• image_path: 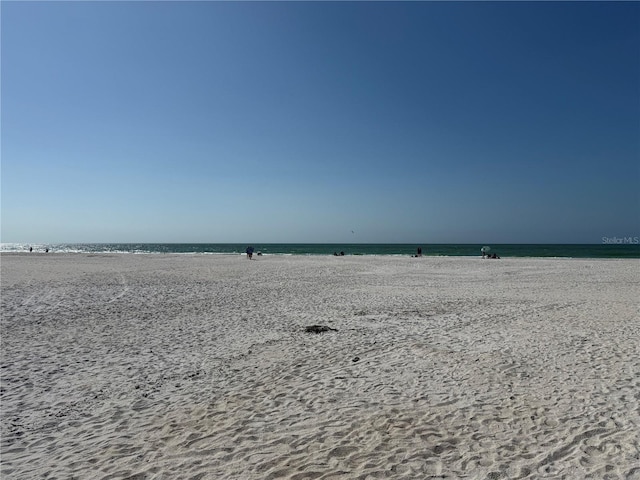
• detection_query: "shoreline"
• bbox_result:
[3,242,640,259]
[2,254,639,479]
[2,251,639,261]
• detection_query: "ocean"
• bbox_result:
[2,243,639,258]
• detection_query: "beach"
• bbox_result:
[1,253,639,479]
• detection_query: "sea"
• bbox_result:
[1,243,639,259]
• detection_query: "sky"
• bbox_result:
[2,1,639,244]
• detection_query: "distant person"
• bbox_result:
[29,246,33,253]
[246,246,254,260]
[45,248,49,253]
[340,251,345,256]
[417,247,422,257]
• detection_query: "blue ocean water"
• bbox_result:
[2,243,639,258]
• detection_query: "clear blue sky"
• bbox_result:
[2,1,639,244]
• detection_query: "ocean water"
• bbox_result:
[2,243,639,258]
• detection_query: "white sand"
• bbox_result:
[1,253,639,479]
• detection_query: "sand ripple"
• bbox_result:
[1,254,639,479]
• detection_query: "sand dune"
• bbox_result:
[1,254,639,479]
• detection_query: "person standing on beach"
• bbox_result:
[246,246,254,260]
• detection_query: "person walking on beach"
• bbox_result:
[246,246,254,260]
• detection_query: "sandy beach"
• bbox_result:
[1,253,638,479]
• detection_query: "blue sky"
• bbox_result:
[2,2,639,244]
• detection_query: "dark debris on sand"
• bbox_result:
[304,325,338,334]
